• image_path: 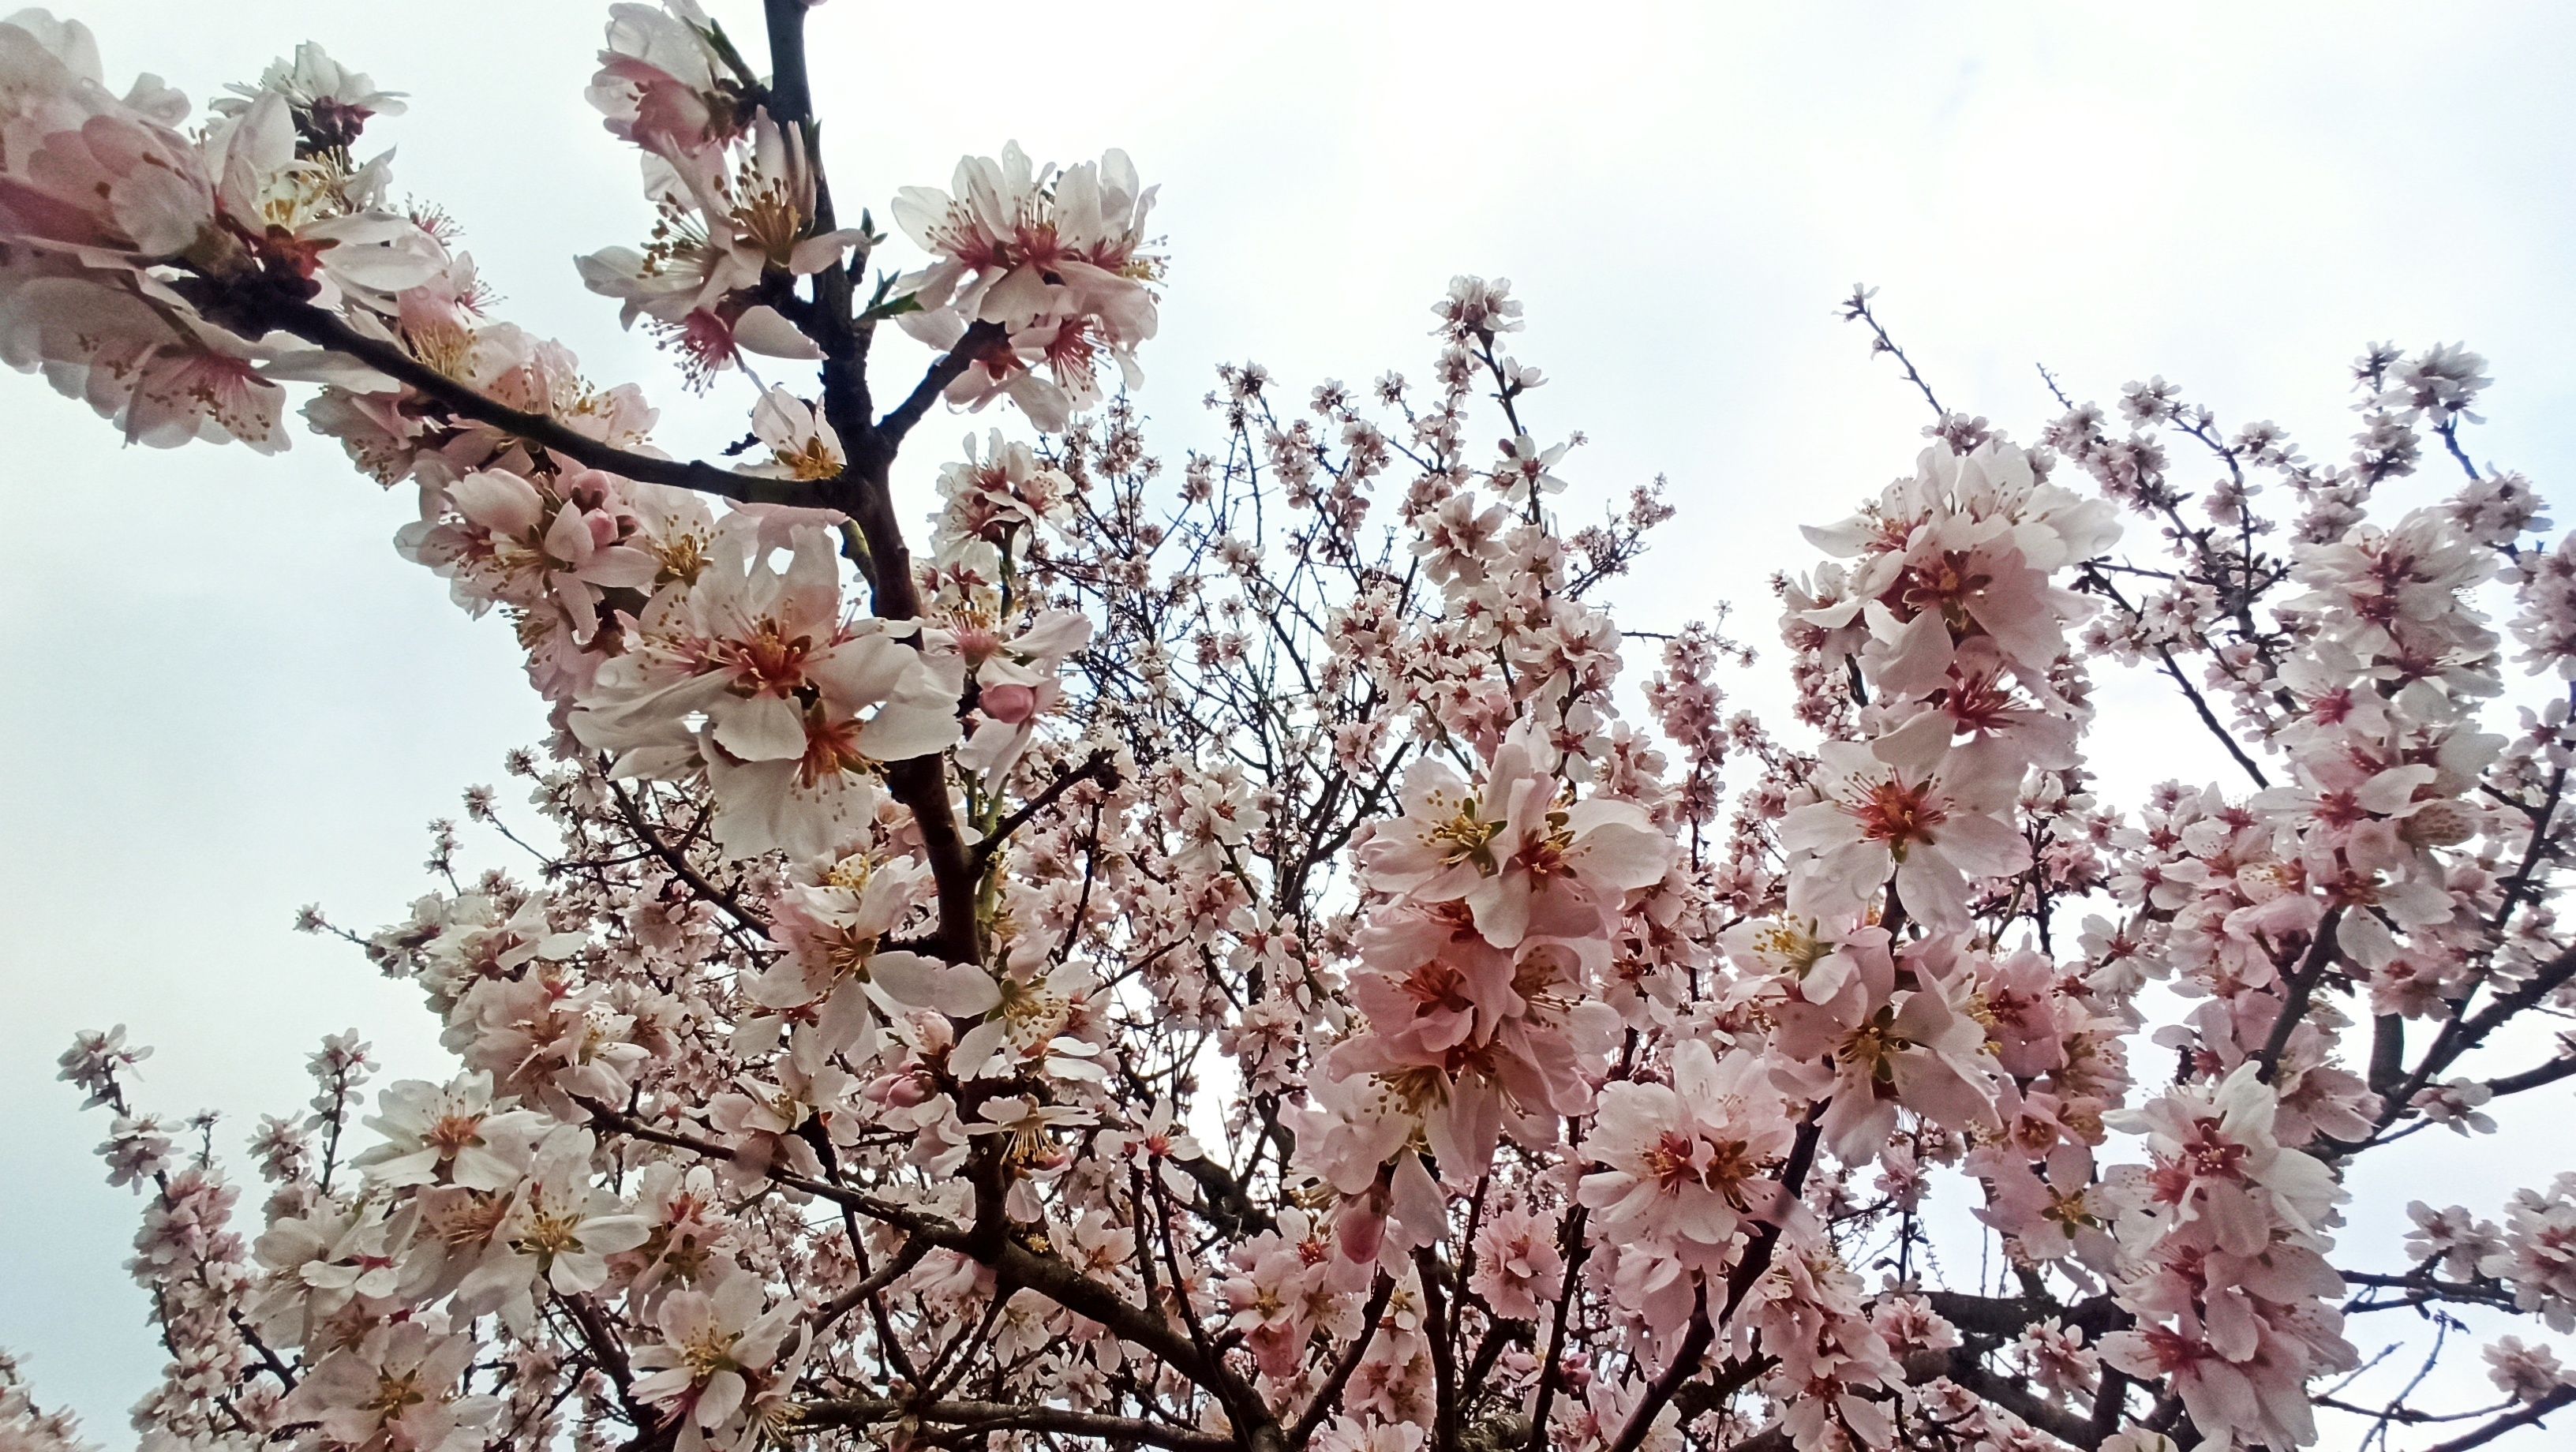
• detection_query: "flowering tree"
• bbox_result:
[6,6,2574,1452]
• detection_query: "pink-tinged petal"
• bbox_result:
[1866,602,1956,698]
[1564,802,1672,889]
[582,544,664,590]
[807,635,913,713]
[950,1019,1009,1080]
[1777,801,1851,855]
[1887,1048,1995,1133]
[979,681,1039,724]
[695,1368,747,1429]
[1928,809,2031,878]
[1869,709,1954,777]
[1468,877,1530,949]
[1963,568,2068,668]
[303,213,446,290]
[1822,1089,1898,1164]
[733,304,824,360]
[1669,1039,1722,1103]
[1015,608,1095,658]
[1425,1077,1502,1181]
[543,501,597,567]
[867,950,1002,1016]
[213,91,295,232]
[2357,764,2437,815]
[1391,1152,1447,1244]
[711,694,807,762]
[1333,1195,1387,1265]
[858,698,965,763]
[787,229,867,276]
[1893,849,1971,929]
[452,470,546,535]
[2199,1181,2271,1257]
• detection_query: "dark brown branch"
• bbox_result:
[1839,286,1945,422]
[877,320,1010,447]
[2486,1052,2576,1098]
[758,0,814,123]
[2422,1386,2576,1452]
[1416,1248,1461,1452]
[253,298,818,507]
[1290,1273,1395,1448]
[974,750,1121,871]
[2256,910,2343,1083]
[1919,1291,2128,1342]
[578,1096,1279,1436]
[1520,1205,1591,1452]
[1604,1114,1824,1452]
[2489,765,2566,933]
[2153,642,2268,788]
[2358,942,2576,1149]
[604,777,766,934]
[815,1234,931,1333]
[794,1398,1236,1452]
[1941,1358,2103,1448]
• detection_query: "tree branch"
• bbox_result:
[973,750,1121,871]
[2422,1386,2576,1452]
[253,298,818,507]
[793,1398,1237,1452]
[1604,1113,1824,1452]
[878,320,1009,447]
[2256,909,2343,1083]
[1290,1273,1395,1448]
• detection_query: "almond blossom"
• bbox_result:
[9,15,2576,1452]
[1779,709,2031,930]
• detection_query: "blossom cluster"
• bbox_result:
[9,9,2576,1452]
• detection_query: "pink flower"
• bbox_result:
[1779,710,2031,930]
[451,1129,650,1331]
[1469,1200,1563,1320]
[2099,1320,2316,1452]
[892,143,1160,426]
[569,519,963,858]
[0,272,305,451]
[951,608,1093,785]
[1577,1041,1795,1257]
[1769,939,2000,1163]
[0,15,207,260]
[1361,734,1668,949]
[351,1072,545,1191]
[2483,1335,2570,1404]
[284,1322,489,1452]
[631,1270,802,1452]
[588,1,745,191]
[2114,1063,2339,1257]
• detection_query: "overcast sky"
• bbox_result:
[5,0,2572,1442]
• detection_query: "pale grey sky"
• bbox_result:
[4,0,2572,1441]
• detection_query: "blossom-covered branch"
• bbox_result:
[8,7,2576,1452]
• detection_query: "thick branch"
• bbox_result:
[795,1398,1234,1452]
[1919,1291,2127,1342]
[255,298,817,507]
[2256,910,2343,1083]
[1941,1358,2103,1448]
[1604,1114,1824,1452]
[877,320,1009,448]
[2423,1387,2576,1452]
[974,750,1121,870]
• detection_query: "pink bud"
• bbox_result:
[981,683,1039,724]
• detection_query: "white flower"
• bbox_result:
[1780,711,2030,930]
